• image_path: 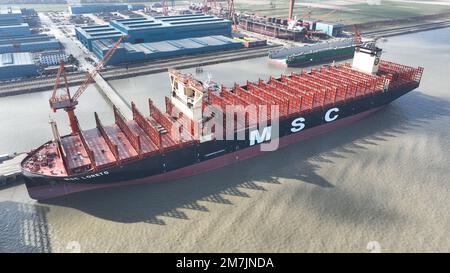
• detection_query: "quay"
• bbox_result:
[0,45,278,98]
[0,154,26,186]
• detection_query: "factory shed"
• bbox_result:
[0,23,31,37]
[92,35,243,65]
[128,4,145,11]
[0,7,61,53]
[0,34,60,53]
[69,4,130,14]
[0,6,23,25]
[315,22,345,37]
[0,52,38,80]
[75,24,124,50]
[75,14,232,51]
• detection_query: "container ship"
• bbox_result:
[269,38,356,67]
[21,44,423,200]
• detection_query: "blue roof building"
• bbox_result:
[75,14,232,50]
[0,6,23,26]
[315,22,345,37]
[0,7,61,53]
[0,34,60,54]
[69,4,130,14]
[0,52,38,80]
[92,35,243,65]
[0,23,31,37]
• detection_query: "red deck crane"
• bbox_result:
[162,0,169,16]
[288,0,295,21]
[49,35,125,134]
[228,0,237,31]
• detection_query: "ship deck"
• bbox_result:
[105,124,139,161]
[21,142,67,177]
[60,135,91,172]
[84,128,116,168]
[127,120,159,155]
[21,60,423,177]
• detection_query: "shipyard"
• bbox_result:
[0,0,450,255]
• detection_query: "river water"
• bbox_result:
[1,28,449,252]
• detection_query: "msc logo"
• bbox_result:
[324,108,339,122]
[249,126,272,146]
[249,108,340,147]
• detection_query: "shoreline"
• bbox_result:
[0,19,448,98]
[0,45,278,97]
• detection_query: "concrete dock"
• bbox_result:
[0,154,26,186]
[0,45,277,98]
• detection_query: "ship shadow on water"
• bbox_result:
[0,201,52,253]
[42,91,450,225]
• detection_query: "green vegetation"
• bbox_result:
[2,0,450,25]
[237,0,450,25]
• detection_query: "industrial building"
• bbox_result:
[38,50,68,66]
[93,35,243,65]
[238,16,306,41]
[0,52,38,80]
[315,22,345,37]
[75,14,233,50]
[75,14,240,65]
[0,7,60,54]
[69,4,145,15]
[0,23,31,36]
[0,6,22,25]
[0,34,60,54]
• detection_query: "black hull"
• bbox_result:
[286,53,355,68]
[23,83,419,200]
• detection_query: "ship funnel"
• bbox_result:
[352,43,382,75]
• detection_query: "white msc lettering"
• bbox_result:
[290,117,306,132]
[249,126,272,146]
[325,108,339,122]
[63,171,109,182]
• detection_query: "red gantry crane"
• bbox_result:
[49,35,125,134]
[162,0,169,16]
[288,0,295,21]
[228,0,237,31]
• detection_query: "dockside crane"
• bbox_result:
[228,0,237,31]
[162,0,169,16]
[288,0,295,21]
[49,35,125,134]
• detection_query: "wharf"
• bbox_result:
[0,45,278,98]
[0,154,26,186]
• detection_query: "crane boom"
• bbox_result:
[49,35,125,134]
[71,35,125,101]
[288,0,295,21]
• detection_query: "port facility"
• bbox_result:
[75,14,242,65]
